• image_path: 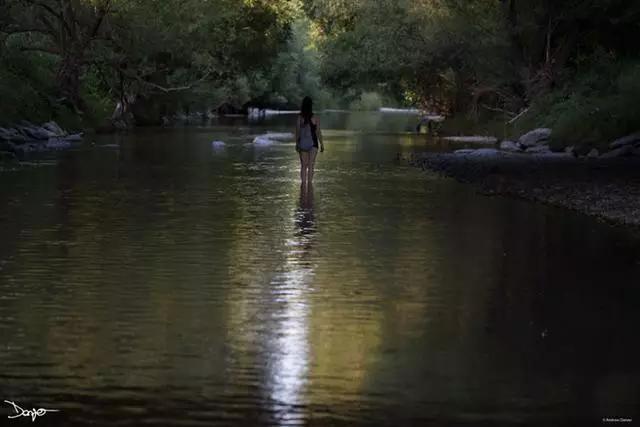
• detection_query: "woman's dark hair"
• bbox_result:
[300,96,313,124]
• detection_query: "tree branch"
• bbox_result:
[19,0,75,40]
[507,107,529,124]
[1,26,51,36]
[82,0,111,48]
[60,0,77,40]
[22,0,63,21]
[480,103,517,117]
[125,69,213,93]
[37,14,60,42]
[19,45,61,55]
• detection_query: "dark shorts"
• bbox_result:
[298,146,317,153]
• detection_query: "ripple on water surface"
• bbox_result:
[1,116,639,425]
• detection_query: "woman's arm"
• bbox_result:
[315,117,324,152]
[294,116,300,150]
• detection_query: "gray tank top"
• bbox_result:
[299,120,315,151]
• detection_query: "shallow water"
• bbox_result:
[1,112,639,426]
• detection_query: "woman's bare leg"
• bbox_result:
[308,148,318,183]
[299,151,309,186]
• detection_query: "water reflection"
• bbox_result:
[1,116,640,425]
[268,185,316,424]
[294,184,316,262]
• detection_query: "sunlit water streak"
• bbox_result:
[267,186,315,425]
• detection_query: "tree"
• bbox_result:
[1,0,299,120]
[2,0,113,111]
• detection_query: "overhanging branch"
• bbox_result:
[19,45,61,55]
[126,70,213,94]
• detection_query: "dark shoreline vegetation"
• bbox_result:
[2,0,640,221]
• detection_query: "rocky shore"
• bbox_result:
[409,148,640,228]
[0,121,83,159]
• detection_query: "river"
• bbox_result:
[1,112,639,425]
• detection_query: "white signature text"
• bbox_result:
[4,400,59,422]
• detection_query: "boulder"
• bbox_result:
[499,140,521,152]
[574,145,594,157]
[4,133,29,143]
[0,127,18,139]
[41,121,66,137]
[64,133,83,142]
[14,126,32,138]
[443,136,498,144]
[46,139,72,150]
[600,145,633,159]
[113,119,129,131]
[531,151,573,159]
[17,125,56,140]
[454,148,501,158]
[518,128,552,148]
[525,144,551,154]
[587,148,600,158]
[12,142,41,153]
[263,132,294,141]
[252,132,294,145]
[253,136,274,145]
[248,107,265,118]
[565,146,579,158]
[610,132,640,149]
[0,122,78,151]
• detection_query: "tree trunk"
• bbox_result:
[57,53,84,112]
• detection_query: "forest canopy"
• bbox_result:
[2,0,640,147]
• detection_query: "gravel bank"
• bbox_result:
[410,150,640,228]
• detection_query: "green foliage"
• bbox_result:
[80,69,116,127]
[3,0,640,144]
[0,51,52,125]
[251,18,337,109]
[507,54,640,150]
[0,47,83,128]
[305,0,640,149]
[545,61,640,149]
[307,0,510,112]
[349,92,383,111]
[1,0,307,125]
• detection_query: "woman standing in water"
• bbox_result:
[295,96,324,187]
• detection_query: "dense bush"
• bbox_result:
[0,49,56,126]
[514,58,640,150]
[349,92,384,111]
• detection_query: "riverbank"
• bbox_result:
[0,121,83,161]
[409,150,640,228]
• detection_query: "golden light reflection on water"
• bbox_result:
[268,185,315,422]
